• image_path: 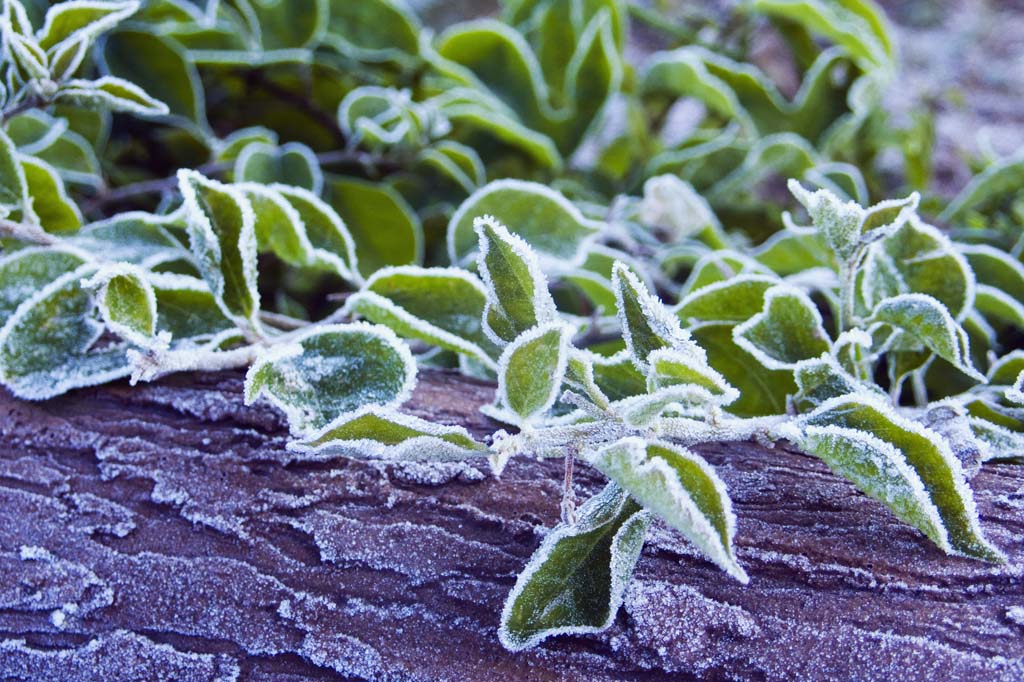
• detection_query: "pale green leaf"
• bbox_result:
[0,245,89,324]
[798,394,1003,561]
[586,437,747,582]
[234,141,322,193]
[20,154,82,233]
[81,263,158,346]
[56,76,169,116]
[245,322,416,434]
[497,321,571,423]
[733,284,831,370]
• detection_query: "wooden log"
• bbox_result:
[0,369,1021,681]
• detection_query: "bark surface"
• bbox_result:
[0,369,1021,681]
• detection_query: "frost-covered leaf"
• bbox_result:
[788,180,918,263]
[646,347,739,407]
[20,155,81,233]
[0,264,129,400]
[81,263,158,347]
[245,323,416,434]
[448,179,602,268]
[102,28,204,123]
[939,152,1024,226]
[862,217,975,319]
[499,483,649,652]
[475,215,557,344]
[690,323,796,418]
[325,176,423,278]
[1008,372,1024,407]
[734,284,831,370]
[234,141,322,193]
[496,321,570,423]
[0,127,30,212]
[177,169,261,334]
[675,275,777,325]
[323,0,420,64]
[870,294,983,383]
[56,76,169,116]
[752,0,894,69]
[265,184,361,283]
[148,272,236,343]
[566,348,646,406]
[36,0,139,51]
[68,212,187,267]
[586,437,747,582]
[797,394,1003,561]
[791,354,878,412]
[346,266,499,371]
[0,246,89,324]
[289,405,486,461]
[613,262,700,372]
[638,174,719,242]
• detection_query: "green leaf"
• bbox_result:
[870,294,984,383]
[645,347,739,406]
[939,152,1024,225]
[0,264,129,400]
[177,169,261,333]
[0,245,89,324]
[792,353,879,412]
[270,184,361,284]
[474,215,557,344]
[234,141,322,193]
[752,0,894,69]
[20,155,82,233]
[325,176,423,278]
[789,180,918,263]
[81,263,158,347]
[586,437,747,582]
[797,394,1003,562]
[448,179,602,268]
[290,405,487,461]
[496,321,571,423]
[0,127,30,211]
[612,262,701,372]
[862,218,974,320]
[245,322,417,434]
[499,482,649,652]
[56,76,169,116]
[566,349,646,406]
[323,0,420,64]
[102,28,205,123]
[244,0,327,50]
[690,323,796,417]
[36,0,139,51]
[733,284,831,370]
[676,275,777,325]
[69,211,187,267]
[148,272,236,343]
[346,266,499,371]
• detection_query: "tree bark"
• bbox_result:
[0,369,1021,681]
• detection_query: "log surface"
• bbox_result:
[0,369,1022,681]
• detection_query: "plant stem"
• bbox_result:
[129,344,259,385]
[0,95,45,124]
[560,450,577,525]
[0,218,59,245]
[838,260,857,334]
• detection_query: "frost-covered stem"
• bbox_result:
[656,415,788,447]
[838,260,857,334]
[0,218,59,245]
[0,95,45,124]
[259,310,310,331]
[129,345,259,385]
[561,449,577,525]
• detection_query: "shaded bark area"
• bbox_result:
[0,369,1021,681]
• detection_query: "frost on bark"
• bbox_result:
[0,369,1021,681]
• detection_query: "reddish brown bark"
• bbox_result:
[0,369,1021,680]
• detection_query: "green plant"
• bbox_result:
[0,0,1021,653]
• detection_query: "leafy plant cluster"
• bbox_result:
[1,0,1022,652]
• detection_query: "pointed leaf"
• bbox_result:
[346,266,499,370]
[586,437,747,582]
[178,169,261,333]
[799,394,1003,561]
[81,263,157,346]
[734,284,831,370]
[475,215,556,344]
[0,246,89,324]
[56,76,169,116]
[675,275,777,325]
[499,483,649,651]
[497,321,571,423]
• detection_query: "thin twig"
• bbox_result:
[560,448,578,525]
[0,95,45,124]
[0,218,59,245]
